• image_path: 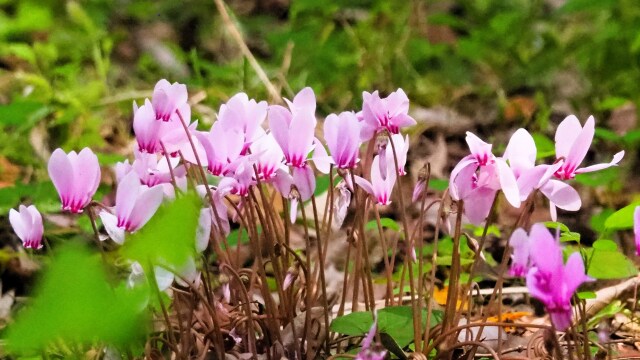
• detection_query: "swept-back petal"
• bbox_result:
[504,128,536,173]
[575,150,625,174]
[564,116,595,172]
[555,115,582,159]
[48,148,74,205]
[495,158,521,208]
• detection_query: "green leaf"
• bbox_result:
[6,242,147,353]
[429,179,449,192]
[604,202,640,230]
[121,193,200,270]
[592,239,617,251]
[577,291,597,300]
[365,217,400,232]
[585,248,638,279]
[560,231,580,243]
[543,221,570,233]
[330,306,444,348]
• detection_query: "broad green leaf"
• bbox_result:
[121,193,200,270]
[6,242,147,353]
[330,306,444,349]
[592,239,617,251]
[585,248,638,279]
[604,202,640,230]
[590,208,614,233]
[365,217,400,232]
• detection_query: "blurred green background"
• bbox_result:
[1,0,639,214]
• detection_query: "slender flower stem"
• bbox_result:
[372,204,393,305]
[298,196,314,360]
[415,163,431,336]
[387,133,420,351]
[423,190,448,351]
[311,195,331,355]
[174,109,231,264]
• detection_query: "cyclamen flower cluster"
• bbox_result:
[509,224,592,330]
[450,116,624,224]
[10,80,414,277]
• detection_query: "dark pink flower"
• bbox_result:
[526,223,592,331]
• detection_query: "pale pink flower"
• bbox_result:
[48,148,101,213]
[268,87,317,168]
[151,79,189,122]
[99,171,164,244]
[323,111,362,169]
[385,133,409,176]
[503,129,580,221]
[133,99,184,154]
[249,133,286,181]
[508,228,530,277]
[9,205,44,249]
[526,223,592,331]
[553,115,624,181]
[196,122,244,176]
[333,181,352,229]
[359,88,416,141]
[116,150,187,198]
[217,157,256,198]
[355,155,396,206]
[449,132,520,224]
[217,92,268,154]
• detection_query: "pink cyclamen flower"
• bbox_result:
[356,313,386,360]
[385,133,409,176]
[323,111,363,169]
[526,223,592,331]
[115,150,187,198]
[250,132,286,181]
[634,206,640,256]
[217,92,268,154]
[48,148,101,213]
[196,121,244,176]
[355,155,397,206]
[449,132,520,224]
[99,171,164,244]
[503,129,580,221]
[9,205,44,249]
[508,228,530,277]
[268,87,317,168]
[133,99,184,154]
[553,115,624,181]
[151,79,188,122]
[359,88,416,141]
